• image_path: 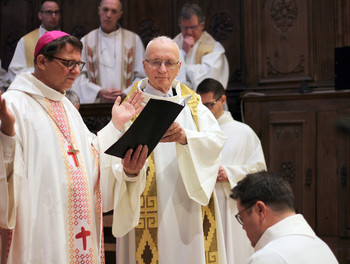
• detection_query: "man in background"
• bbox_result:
[230,171,338,264]
[174,3,229,91]
[197,78,266,263]
[8,0,61,81]
[72,0,146,103]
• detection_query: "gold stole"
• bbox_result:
[127,82,218,264]
[23,28,39,68]
[195,32,215,64]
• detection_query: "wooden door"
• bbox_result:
[262,111,316,228]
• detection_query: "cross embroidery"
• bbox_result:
[75,226,91,251]
[67,143,80,167]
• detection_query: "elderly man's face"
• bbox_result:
[38,1,61,31]
[99,0,123,33]
[143,39,181,94]
[41,44,82,93]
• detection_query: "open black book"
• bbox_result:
[105,95,192,158]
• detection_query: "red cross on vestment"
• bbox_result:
[67,143,80,167]
[75,226,91,251]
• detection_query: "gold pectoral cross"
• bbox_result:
[67,143,80,167]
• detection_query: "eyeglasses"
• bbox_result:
[41,10,60,16]
[145,59,179,70]
[235,202,256,225]
[203,96,222,109]
[47,56,85,71]
[179,24,203,31]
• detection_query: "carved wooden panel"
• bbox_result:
[258,0,311,84]
[195,0,241,87]
[243,91,350,261]
[61,0,100,39]
[123,1,172,46]
[337,110,350,239]
[335,0,350,47]
[317,110,339,236]
[317,109,350,238]
[262,111,316,228]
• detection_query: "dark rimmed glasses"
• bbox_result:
[203,96,222,109]
[145,59,179,70]
[235,202,256,225]
[47,56,85,71]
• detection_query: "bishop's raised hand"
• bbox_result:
[111,91,144,130]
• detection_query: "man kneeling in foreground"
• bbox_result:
[230,171,338,264]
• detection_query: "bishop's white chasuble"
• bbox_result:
[0,72,146,264]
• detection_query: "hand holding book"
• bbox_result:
[105,95,192,158]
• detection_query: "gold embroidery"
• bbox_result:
[135,153,159,264]
[129,81,218,264]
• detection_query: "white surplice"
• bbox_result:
[173,31,229,90]
[249,214,338,264]
[116,78,228,264]
[72,27,146,103]
[216,111,266,264]
[0,72,147,264]
[8,26,47,81]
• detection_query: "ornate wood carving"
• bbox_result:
[252,0,312,85]
[138,19,161,47]
[266,55,305,76]
[279,161,296,183]
[208,12,233,42]
[270,0,298,33]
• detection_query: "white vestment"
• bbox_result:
[173,31,229,91]
[0,72,146,264]
[72,27,146,103]
[116,78,228,264]
[249,214,338,264]
[216,111,266,264]
[8,26,47,81]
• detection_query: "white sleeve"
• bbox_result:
[175,50,193,89]
[185,42,229,90]
[176,103,226,205]
[97,122,147,237]
[0,132,17,228]
[224,128,266,191]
